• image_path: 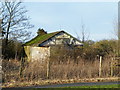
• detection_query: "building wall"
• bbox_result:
[24,46,50,62]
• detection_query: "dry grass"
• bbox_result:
[2,59,20,83]
[49,58,112,79]
[23,60,47,81]
[2,56,120,87]
[2,77,119,88]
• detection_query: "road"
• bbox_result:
[34,81,119,88]
[2,81,119,90]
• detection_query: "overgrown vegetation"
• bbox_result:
[2,38,120,80]
[2,37,120,87]
[2,54,120,83]
[1,0,120,88]
[2,39,23,59]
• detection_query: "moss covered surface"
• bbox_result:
[24,31,60,46]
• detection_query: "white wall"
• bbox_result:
[25,46,50,62]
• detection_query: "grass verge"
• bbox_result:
[63,84,120,88]
[2,77,119,88]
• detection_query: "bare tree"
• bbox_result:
[0,19,2,59]
[118,2,120,41]
[113,18,119,39]
[113,16,120,56]
[81,23,90,43]
[1,0,33,45]
[0,19,2,38]
[75,21,90,43]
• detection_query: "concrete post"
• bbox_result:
[99,56,102,77]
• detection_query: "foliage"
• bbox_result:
[1,0,33,59]
[50,45,74,63]
[82,40,95,59]
[2,39,23,59]
[37,28,47,36]
[74,39,118,60]
[93,40,117,57]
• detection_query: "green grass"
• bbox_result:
[20,84,120,90]
[3,84,119,90]
[64,84,120,88]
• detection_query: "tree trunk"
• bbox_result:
[5,20,11,46]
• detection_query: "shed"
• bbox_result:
[24,31,83,62]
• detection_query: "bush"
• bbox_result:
[2,39,23,59]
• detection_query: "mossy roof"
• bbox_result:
[24,30,81,46]
[24,31,63,46]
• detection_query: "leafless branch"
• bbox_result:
[0,0,34,43]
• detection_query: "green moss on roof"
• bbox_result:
[24,31,61,46]
[24,30,82,46]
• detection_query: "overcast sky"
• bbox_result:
[23,2,118,41]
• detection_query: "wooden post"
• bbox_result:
[47,60,50,79]
[19,57,24,79]
[99,56,102,77]
[19,46,25,79]
[111,57,114,77]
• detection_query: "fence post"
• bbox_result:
[99,56,102,77]
[47,59,50,79]
[19,57,25,79]
[111,57,114,77]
